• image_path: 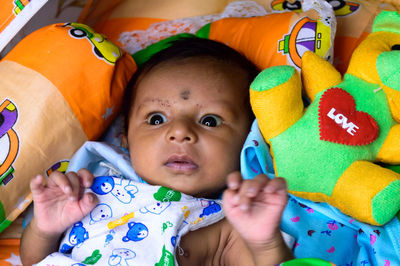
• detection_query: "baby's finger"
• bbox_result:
[240,174,269,198]
[235,174,269,211]
[226,171,242,190]
[48,171,74,195]
[78,192,98,216]
[263,177,287,195]
[222,188,238,210]
[65,172,82,201]
[77,168,95,188]
[30,174,45,197]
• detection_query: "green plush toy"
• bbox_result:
[250,10,400,226]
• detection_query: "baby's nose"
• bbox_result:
[166,119,197,143]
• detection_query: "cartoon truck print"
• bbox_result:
[271,0,359,16]
[278,16,332,68]
[46,160,69,176]
[0,99,19,185]
[62,22,122,64]
[13,0,29,15]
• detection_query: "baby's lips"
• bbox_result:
[165,155,198,169]
[165,160,198,170]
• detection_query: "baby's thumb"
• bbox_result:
[79,192,98,215]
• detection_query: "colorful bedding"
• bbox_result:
[0,1,399,265]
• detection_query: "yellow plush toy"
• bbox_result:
[250,10,400,226]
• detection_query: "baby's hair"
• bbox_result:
[122,36,259,133]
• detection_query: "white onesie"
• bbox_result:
[37,176,224,265]
[36,141,294,265]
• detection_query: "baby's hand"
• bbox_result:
[30,169,98,238]
[223,172,287,250]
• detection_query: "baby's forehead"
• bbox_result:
[130,56,251,112]
[139,63,247,96]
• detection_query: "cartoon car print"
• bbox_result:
[271,0,302,12]
[278,17,332,68]
[271,0,359,16]
[328,0,359,16]
[46,160,69,176]
[62,22,121,64]
[13,0,29,15]
[0,99,19,186]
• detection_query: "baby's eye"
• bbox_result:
[199,115,221,127]
[147,113,167,125]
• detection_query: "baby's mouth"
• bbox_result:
[165,155,199,171]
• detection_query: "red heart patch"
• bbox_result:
[318,87,379,146]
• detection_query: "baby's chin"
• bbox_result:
[189,186,226,199]
[140,174,225,198]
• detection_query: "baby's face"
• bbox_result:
[126,58,251,197]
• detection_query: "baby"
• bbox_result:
[20,37,292,265]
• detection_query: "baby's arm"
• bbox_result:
[20,169,98,265]
[222,172,292,265]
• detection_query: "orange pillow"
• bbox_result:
[0,22,136,232]
[82,0,336,70]
[81,0,400,74]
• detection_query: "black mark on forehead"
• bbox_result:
[180,90,190,100]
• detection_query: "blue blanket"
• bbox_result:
[241,120,400,266]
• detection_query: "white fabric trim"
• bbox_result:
[0,0,49,53]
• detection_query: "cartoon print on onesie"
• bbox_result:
[122,222,149,242]
[140,187,183,215]
[91,176,138,204]
[89,203,113,225]
[111,178,139,204]
[153,187,182,202]
[140,201,171,215]
[60,222,89,253]
[82,249,102,264]
[91,176,115,195]
[104,230,116,247]
[155,245,174,266]
[108,248,136,266]
[199,200,222,218]
[186,200,223,225]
